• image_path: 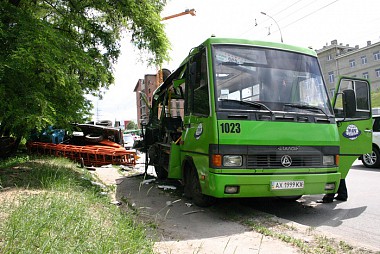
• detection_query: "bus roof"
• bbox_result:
[180,37,317,66]
[211,37,314,53]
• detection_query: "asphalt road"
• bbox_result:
[111,157,380,252]
[238,160,380,251]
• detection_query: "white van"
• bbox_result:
[361,115,380,168]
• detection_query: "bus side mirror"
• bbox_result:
[342,89,356,118]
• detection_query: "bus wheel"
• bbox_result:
[85,134,103,143]
[188,167,215,207]
[154,165,168,180]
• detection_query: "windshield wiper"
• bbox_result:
[219,99,273,114]
[284,103,328,117]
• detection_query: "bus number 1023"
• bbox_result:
[220,123,241,133]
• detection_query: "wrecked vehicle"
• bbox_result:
[27,123,137,167]
[140,37,372,207]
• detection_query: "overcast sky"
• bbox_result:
[90,0,380,124]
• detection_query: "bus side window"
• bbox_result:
[188,50,210,116]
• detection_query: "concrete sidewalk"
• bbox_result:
[92,164,301,254]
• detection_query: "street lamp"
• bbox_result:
[260,12,283,43]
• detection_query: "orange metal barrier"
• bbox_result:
[27,142,136,167]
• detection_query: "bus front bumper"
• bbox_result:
[204,172,341,198]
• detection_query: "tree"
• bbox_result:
[126,121,138,130]
[0,0,170,149]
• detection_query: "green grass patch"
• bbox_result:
[372,91,380,108]
[0,156,154,254]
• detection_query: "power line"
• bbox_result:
[277,0,317,23]
[237,0,306,37]
[237,0,340,40]
[280,0,339,31]
[271,0,305,17]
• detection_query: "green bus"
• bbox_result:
[142,37,372,206]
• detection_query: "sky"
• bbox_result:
[90,0,380,124]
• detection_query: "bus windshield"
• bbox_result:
[212,45,333,116]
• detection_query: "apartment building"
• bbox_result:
[134,69,183,128]
[317,39,380,97]
[133,74,156,128]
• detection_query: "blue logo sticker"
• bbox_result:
[342,124,361,140]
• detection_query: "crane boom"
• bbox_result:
[162,9,196,21]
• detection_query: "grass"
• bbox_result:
[372,91,380,108]
[0,155,154,254]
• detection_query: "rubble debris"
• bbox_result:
[158,185,177,191]
[183,210,204,215]
[166,199,181,206]
[120,165,133,171]
[141,179,156,185]
[90,181,106,189]
[111,200,122,206]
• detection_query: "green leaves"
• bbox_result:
[0,0,169,141]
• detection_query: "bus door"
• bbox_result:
[333,77,372,178]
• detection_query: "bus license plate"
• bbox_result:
[271,180,304,190]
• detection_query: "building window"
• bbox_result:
[361,56,367,64]
[363,72,369,79]
[349,59,356,68]
[328,71,334,83]
[376,69,380,78]
[330,88,335,98]
[374,51,380,61]
[327,54,332,61]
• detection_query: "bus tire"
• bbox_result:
[85,134,103,143]
[188,166,215,207]
[154,164,168,180]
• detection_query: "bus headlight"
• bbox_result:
[325,182,336,190]
[223,155,242,167]
[323,155,335,166]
